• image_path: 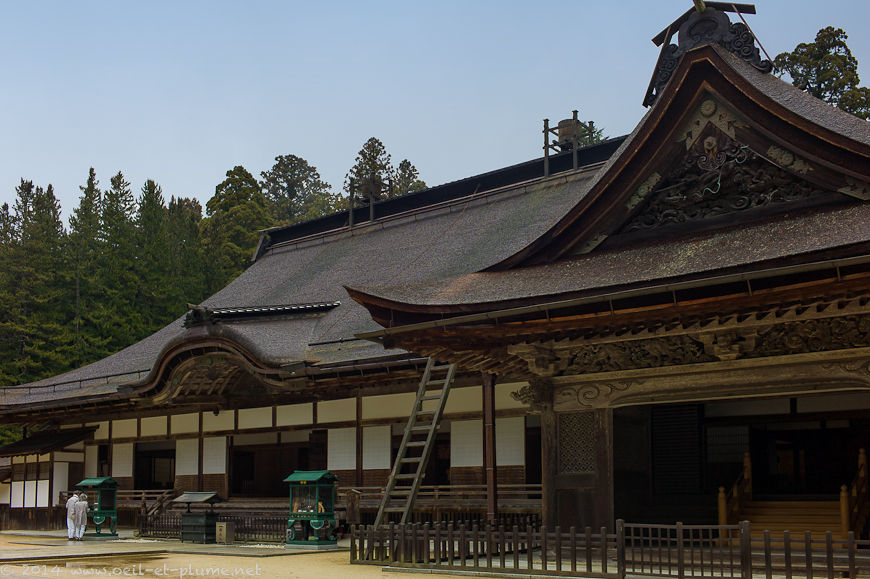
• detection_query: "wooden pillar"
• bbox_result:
[594,408,615,531]
[541,401,557,529]
[482,373,498,525]
[356,391,363,486]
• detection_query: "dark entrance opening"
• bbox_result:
[134,441,175,489]
[230,444,308,497]
[750,421,856,497]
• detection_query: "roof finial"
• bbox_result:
[693,0,707,12]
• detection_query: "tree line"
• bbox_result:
[0,138,424,394]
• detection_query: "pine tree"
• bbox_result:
[166,196,208,312]
[67,168,110,365]
[1,181,68,383]
[135,179,172,333]
[200,166,272,292]
[344,138,394,204]
[775,27,870,119]
[394,159,427,196]
[260,155,341,225]
[95,171,142,351]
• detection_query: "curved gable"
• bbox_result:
[491,43,870,270]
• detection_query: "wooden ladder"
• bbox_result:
[373,359,456,528]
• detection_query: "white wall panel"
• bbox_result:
[363,426,391,470]
[171,413,200,434]
[23,481,36,507]
[53,452,84,462]
[318,398,356,423]
[176,439,199,476]
[0,482,9,504]
[11,481,24,508]
[203,437,226,475]
[36,480,49,507]
[140,416,168,437]
[112,443,134,478]
[84,446,98,478]
[444,387,482,414]
[362,393,416,420]
[112,419,137,439]
[238,407,272,430]
[327,428,356,470]
[203,411,234,432]
[451,420,483,467]
[276,403,313,426]
[53,462,69,506]
[496,417,525,465]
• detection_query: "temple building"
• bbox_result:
[2,3,870,536]
[348,5,870,533]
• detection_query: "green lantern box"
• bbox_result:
[75,477,119,536]
[284,470,338,546]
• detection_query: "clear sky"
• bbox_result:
[1,0,868,221]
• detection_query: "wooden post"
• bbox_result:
[543,119,550,177]
[482,373,498,526]
[595,408,615,530]
[743,451,752,497]
[616,519,626,579]
[848,531,856,579]
[718,486,728,525]
[355,392,363,486]
[677,522,685,579]
[739,520,752,579]
[541,402,557,529]
[841,485,850,538]
[718,486,728,546]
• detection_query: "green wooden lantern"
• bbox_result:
[75,477,119,536]
[284,470,338,545]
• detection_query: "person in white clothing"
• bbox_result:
[72,493,89,540]
[65,492,79,540]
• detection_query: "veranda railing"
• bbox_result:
[351,520,870,578]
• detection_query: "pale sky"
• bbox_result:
[1,0,868,221]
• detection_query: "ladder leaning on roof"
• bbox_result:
[373,358,457,528]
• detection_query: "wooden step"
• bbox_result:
[738,499,844,538]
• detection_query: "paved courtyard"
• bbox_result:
[0,531,489,579]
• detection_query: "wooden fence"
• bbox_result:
[350,520,870,578]
[138,512,286,543]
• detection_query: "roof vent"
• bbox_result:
[643,2,772,107]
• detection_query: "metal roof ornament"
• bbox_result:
[643,2,772,107]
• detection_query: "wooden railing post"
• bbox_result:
[841,485,850,537]
[743,451,752,497]
[616,519,626,579]
[676,522,685,579]
[718,486,728,526]
[739,520,752,579]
